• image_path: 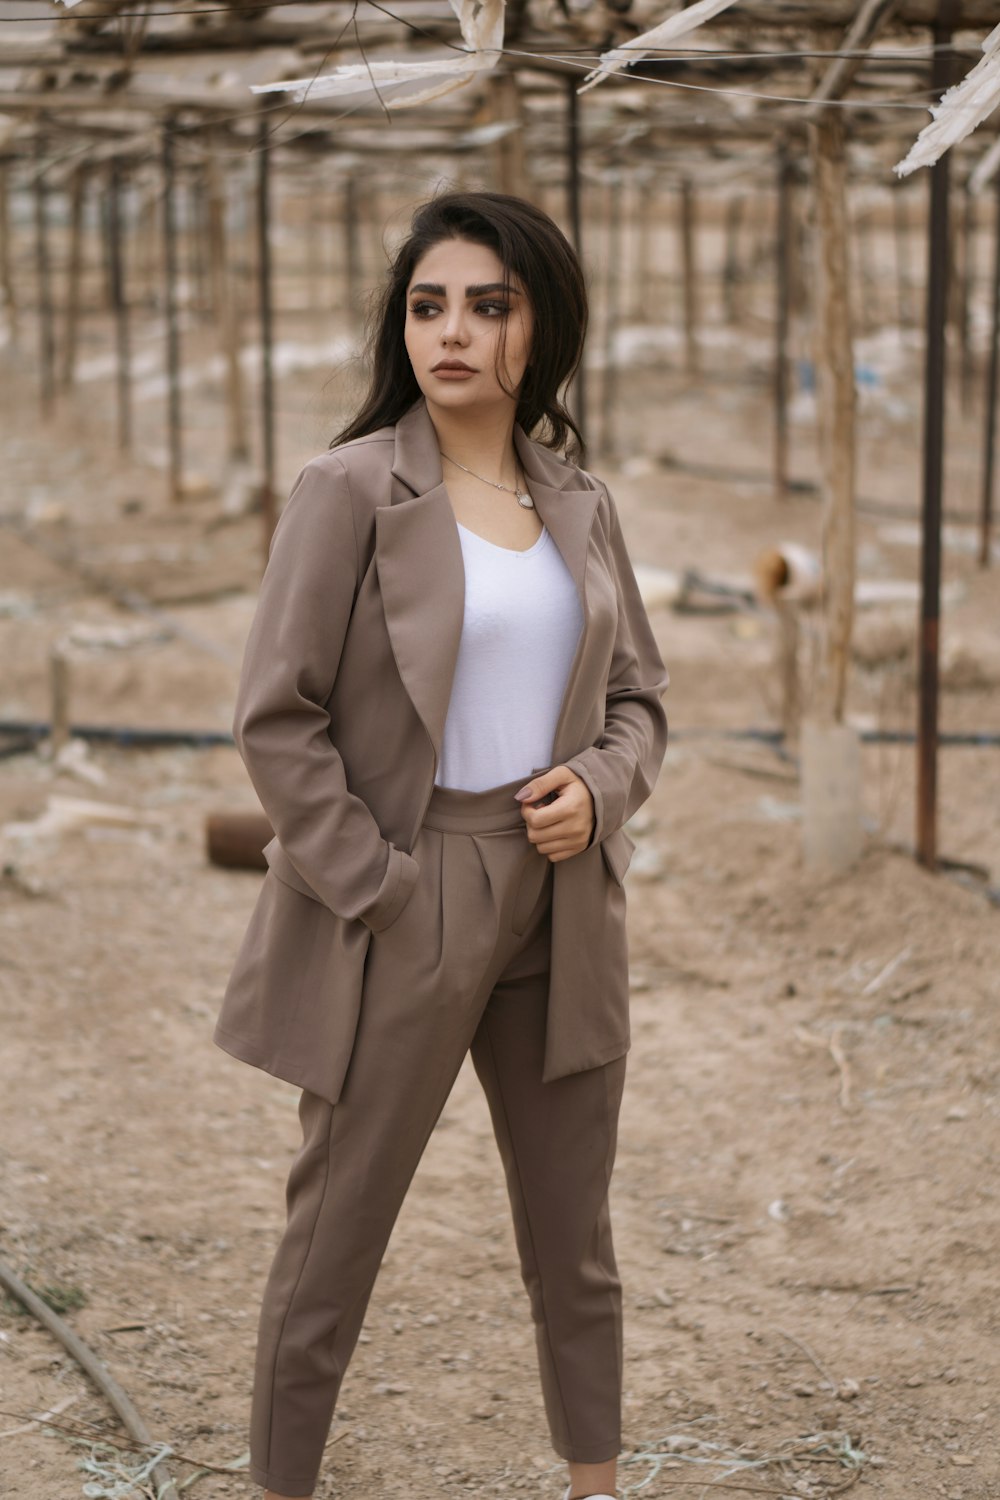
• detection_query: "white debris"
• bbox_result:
[2,796,168,843]
[580,0,743,94]
[894,22,1000,178]
[53,739,108,788]
[251,0,503,110]
[633,565,682,610]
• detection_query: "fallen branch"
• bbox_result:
[0,1261,180,1500]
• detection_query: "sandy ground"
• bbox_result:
[1,302,999,1500]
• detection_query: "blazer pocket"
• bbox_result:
[600,825,636,886]
[263,836,324,902]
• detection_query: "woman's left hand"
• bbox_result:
[515,766,596,862]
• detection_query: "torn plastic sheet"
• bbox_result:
[579,0,743,94]
[251,0,503,110]
[894,21,1000,177]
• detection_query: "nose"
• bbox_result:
[439,303,470,344]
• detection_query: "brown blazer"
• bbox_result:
[214,394,669,1104]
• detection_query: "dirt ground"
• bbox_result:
[1,301,998,1500]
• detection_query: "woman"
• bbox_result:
[215,189,669,1500]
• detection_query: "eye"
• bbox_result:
[408,300,439,317]
[476,300,509,316]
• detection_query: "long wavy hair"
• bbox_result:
[330,189,588,464]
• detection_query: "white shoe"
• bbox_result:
[562,1489,617,1500]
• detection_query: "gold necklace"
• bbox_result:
[440,451,535,509]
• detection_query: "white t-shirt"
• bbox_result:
[433,522,584,792]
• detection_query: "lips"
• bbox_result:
[432,361,475,372]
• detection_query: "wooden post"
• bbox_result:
[958,182,975,413]
[810,113,856,727]
[565,72,586,451]
[634,171,652,323]
[107,158,132,453]
[679,177,699,376]
[33,128,56,421]
[980,170,1000,569]
[206,132,249,464]
[61,166,85,391]
[916,0,958,872]
[598,170,623,461]
[893,179,912,326]
[854,201,879,332]
[0,165,18,348]
[774,145,793,503]
[162,117,183,503]
[803,112,861,871]
[305,176,320,315]
[49,644,71,759]
[343,172,361,330]
[137,179,158,311]
[189,163,210,319]
[723,193,744,324]
[257,103,277,554]
[489,70,526,198]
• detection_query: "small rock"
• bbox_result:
[793,1384,815,1398]
[906,1375,924,1388]
[950,1456,974,1467]
[837,1378,861,1401]
[374,1382,410,1395]
[945,1106,969,1122]
[768,1198,790,1222]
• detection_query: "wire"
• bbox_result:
[0,0,952,161]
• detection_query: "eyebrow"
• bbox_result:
[408,282,522,298]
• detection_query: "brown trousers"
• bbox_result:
[249,776,627,1496]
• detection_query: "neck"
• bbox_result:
[424,397,521,485]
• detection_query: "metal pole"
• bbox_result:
[107,158,132,453]
[565,72,586,451]
[33,128,55,420]
[774,144,793,502]
[162,118,183,502]
[680,177,699,375]
[257,102,277,554]
[916,0,957,872]
[980,170,1000,569]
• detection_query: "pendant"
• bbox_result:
[516,490,535,509]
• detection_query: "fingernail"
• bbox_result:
[515,785,533,801]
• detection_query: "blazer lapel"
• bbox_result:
[512,420,603,765]
[377,402,465,762]
[512,421,601,609]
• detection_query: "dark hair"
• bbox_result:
[330,189,588,463]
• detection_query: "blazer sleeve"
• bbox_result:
[562,483,669,846]
[232,453,419,932]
